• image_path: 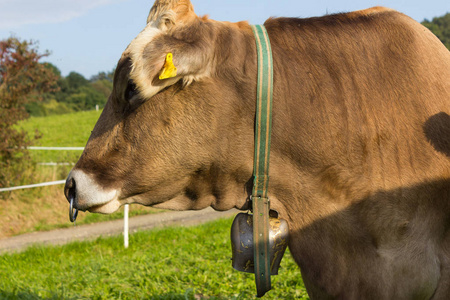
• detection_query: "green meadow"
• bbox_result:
[0,218,309,299]
[19,110,102,164]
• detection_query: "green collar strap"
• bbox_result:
[250,24,274,298]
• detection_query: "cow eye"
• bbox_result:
[124,80,138,101]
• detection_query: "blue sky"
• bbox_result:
[0,0,448,79]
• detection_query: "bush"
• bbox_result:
[0,36,58,190]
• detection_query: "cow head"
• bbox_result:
[64,0,257,214]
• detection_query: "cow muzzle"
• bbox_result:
[64,169,121,221]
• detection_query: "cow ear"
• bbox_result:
[128,34,213,99]
[146,0,196,31]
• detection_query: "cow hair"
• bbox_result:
[147,0,195,29]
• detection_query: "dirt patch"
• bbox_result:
[0,188,65,238]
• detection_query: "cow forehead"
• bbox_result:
[127,24,162,73]
[126,24,162,58]
[125,0,194,67]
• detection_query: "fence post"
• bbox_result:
[124,204,129,248]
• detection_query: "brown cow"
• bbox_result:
[65,0,450,298]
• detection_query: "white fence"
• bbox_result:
[0,180,66,193]
[1,146,130,248]
[1,146,82,192]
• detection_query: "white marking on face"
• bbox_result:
[126,23,173,99]
[68,169,120,212]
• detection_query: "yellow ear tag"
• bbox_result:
[159,52,177,80]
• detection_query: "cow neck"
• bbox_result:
[250,24,274,298]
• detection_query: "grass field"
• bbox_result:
[0,218,309,299]
[19,110,103,163]
[20,110,102,146]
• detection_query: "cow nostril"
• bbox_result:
[65,177,78,222]
[64,177,76,202]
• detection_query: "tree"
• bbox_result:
[65,85,105,111]
[90,69,114,83]
[0,36,58,188]
[422,13,450,50]
[24,68,115,116]
[65,71,88,91]
[91,79,113,99]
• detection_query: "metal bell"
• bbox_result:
[231,212,289,275]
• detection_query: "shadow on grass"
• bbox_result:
[150,289,245,300]
[0,291,63,300]
[0,289,246,300]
